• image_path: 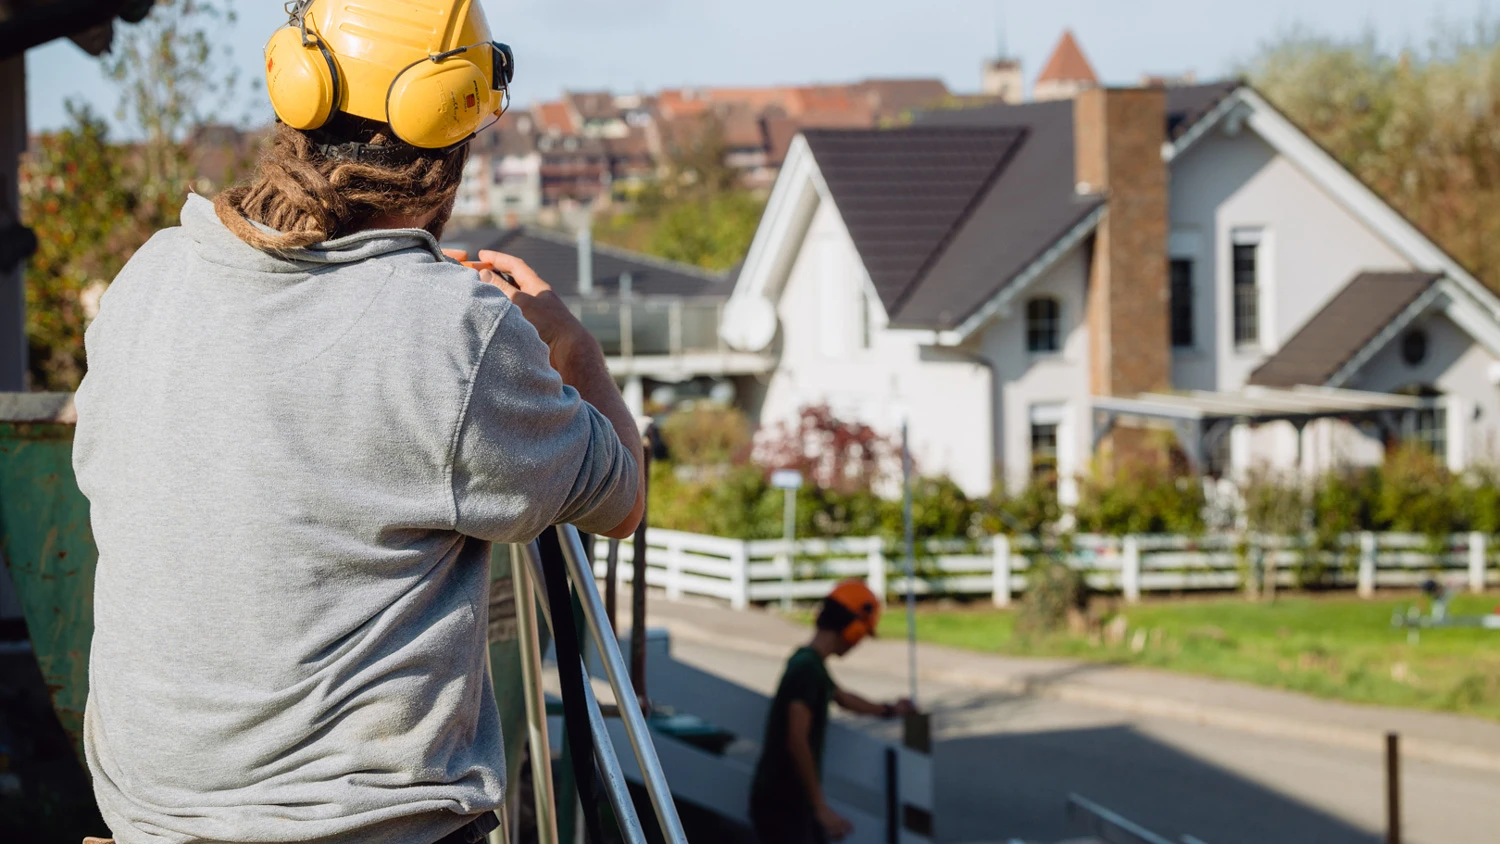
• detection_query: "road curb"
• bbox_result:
[659,616,1500,775]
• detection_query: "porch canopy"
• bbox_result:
[1091,385,1427,474]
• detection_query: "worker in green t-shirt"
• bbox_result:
[750,579,916,843]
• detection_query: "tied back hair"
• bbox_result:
[214,120,469,253]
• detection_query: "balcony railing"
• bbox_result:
[567,297,727,359]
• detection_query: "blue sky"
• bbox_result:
[23,0,1495,134]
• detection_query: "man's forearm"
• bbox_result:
[556,335,646,535]
[834,688,887,716]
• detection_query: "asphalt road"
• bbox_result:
[668,637,1500,844]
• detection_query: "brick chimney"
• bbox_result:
[1076,87,1170,467]
[1077,86,1169,398]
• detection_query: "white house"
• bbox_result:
[719,80,1500,499]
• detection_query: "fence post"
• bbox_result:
[1470,532,1487,595]
[731,541,750,610]
[1122,536,1141,604]
[665,537,683,601]
[868,539,888,601]
[992,535,1012,608]
[1359,532,1377,599]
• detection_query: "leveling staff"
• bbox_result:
[72,2,643,843]
[752,580,917,843]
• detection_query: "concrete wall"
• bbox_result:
[976,244,1093,495]
[1168,127,1411,393]
[756,200,994,496]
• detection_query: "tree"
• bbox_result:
[1244,17,1500,291]
[21,106,152,390]
[595,115,765,272]
[21,0,244,390]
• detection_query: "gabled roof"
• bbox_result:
[888,84,1237,331]
[801,127,1028,316]
[1249,272,1441,388]
[1037,30,1098,84]
[439,227,728,299]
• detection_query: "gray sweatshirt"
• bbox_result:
[72,194,637,844]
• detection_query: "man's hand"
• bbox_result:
[816,803,854,841]
[891,698,917,717]
[476,251,594,377]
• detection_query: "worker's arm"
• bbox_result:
[479,252,645,539]
[834,687,915,718]
[787,701,853,840]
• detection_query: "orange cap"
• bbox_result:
[826,579,881,644]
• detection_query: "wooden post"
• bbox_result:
[1386,732,1401,844]
[1359,532,1377,599]
[665,537,683,601]
[630,439,650,701]
[868,539,888,601]
[1,56,27,391]
[1122,536,1141,604]
[604,537,620,633]
[1469,532,1487,594]
[730,542,750,611]
[992,535,1012,608]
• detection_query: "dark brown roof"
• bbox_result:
[1249,271,1441,387]
[439,227,728,299]
[817,81,1243,330]
[802,127,1028,316]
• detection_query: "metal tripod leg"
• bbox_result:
[513,544,560,844]
[551,525,688,844]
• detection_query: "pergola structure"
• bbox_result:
[1091,385,1428,475]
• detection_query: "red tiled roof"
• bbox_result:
[533,101,577,135]
[1037,30,1098,84]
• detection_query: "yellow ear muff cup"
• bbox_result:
[386,57,491,149]
[264,26,338,131]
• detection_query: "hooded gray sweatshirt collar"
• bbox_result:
[179,192,450,273]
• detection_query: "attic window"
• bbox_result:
[1026,297,1061,354]
[1401,329,1429,367]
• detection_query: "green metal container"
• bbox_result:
[0,392,532,787]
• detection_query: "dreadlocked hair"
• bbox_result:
[214,119,469,253]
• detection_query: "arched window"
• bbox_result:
[1026,297,1061,353]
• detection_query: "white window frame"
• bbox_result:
[1024,296,1063,357]
[1229,227,1273,353]
[1169,230,1201,354]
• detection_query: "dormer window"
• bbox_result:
[1026,297,1061,354]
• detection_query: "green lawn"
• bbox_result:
[854,594,1500,720]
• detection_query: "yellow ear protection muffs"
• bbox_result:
[817,579,882,645]
[264,0,513,155]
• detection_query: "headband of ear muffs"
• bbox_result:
[263,0,512,151]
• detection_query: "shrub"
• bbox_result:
[1017,560,1088,636]
[658,403,752,467]
[753,404,899,494]
[1074,466,1206,535]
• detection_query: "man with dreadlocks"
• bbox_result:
[70,3,643,843]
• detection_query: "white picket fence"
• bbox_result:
[591,529,1500,608]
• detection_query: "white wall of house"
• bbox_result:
[974,245,1092,495]
[1349,311,1500,469]
[756,201,994,496]
[1168,128,1411,392]
[495,152,543,222]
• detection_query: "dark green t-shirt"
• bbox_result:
[751,647,835,810]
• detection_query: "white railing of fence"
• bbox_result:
[590,529,1498,607]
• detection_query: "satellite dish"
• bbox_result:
[722,296,778,352]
